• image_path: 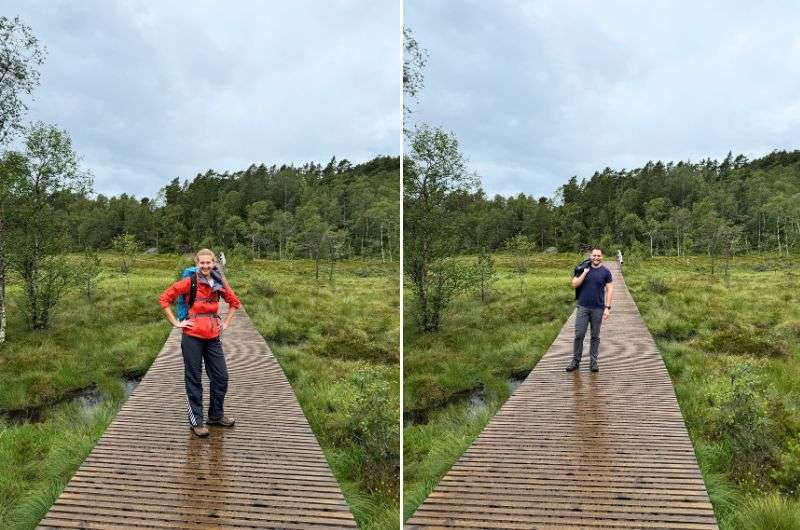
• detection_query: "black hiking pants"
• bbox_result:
[181,334,229,426]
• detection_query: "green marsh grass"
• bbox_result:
[403,252,577,520]
[232,259,400,530]
[625,254,800,529]
[0,253,399,530]
[404,252,800,528]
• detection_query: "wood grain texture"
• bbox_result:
[38,303,356,529]
[407,262,717,529]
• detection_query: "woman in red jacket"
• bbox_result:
[159,248,242,437]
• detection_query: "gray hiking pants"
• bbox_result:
[573,305,604,364]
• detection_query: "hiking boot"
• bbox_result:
[590,361,599,373]
[191,424,209,437]
[207,415,235,427]
[565,359,580,372]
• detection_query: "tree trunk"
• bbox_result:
[361,217,368,256]
[0,215,5,344]
[709,246,716,276]
[386,224,393,261]
[380,223,385,262]
[794,218,800,255]
[757,214,761,250]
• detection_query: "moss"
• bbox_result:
[702,326,787,358]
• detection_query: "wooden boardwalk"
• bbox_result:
[39,303,356,529]
[407,262,718,529]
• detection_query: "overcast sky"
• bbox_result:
[405,0,800,199]
[7,1,400,199]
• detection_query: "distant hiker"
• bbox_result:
[617,249,623,272]
[159,248,241,437]
[566,248,614,373]
[219,251,227,272]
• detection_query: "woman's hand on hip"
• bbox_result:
[176,319,194,329]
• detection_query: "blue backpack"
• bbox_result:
[176,266,198,321]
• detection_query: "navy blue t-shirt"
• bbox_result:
[575,265,612,308]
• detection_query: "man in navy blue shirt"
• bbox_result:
[566,248,614,373]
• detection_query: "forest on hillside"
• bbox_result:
[3,152,399,260]
[441,150,800,257]
[0,14,398,339]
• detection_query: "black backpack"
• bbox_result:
[573,258,591,300]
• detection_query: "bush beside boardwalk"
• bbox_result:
[403,251,800,528]
[625,254,800,528]
[0,253,399,530]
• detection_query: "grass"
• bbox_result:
[624,253,800,528]
[0,253,399,530]
[404,251,800,528]
[403,252,577,520]
[227,258,400,530]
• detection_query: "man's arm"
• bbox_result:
[603,282,614,320]
[571,268,589,288]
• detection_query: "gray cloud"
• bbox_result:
[6,1,400,198]
[406,0,800,198]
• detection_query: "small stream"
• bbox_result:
[2,375,142,425]
[404,371,530,428]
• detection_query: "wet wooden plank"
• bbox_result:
[407,262,718,529]
[38,303,356,529]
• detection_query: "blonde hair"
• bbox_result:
[194,248,217,263]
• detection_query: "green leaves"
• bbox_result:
[0,16,47,145]
[111,233,142,274]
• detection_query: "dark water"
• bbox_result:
[404,371,530,428]
[2,375,142,425]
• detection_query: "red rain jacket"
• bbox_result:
[159,272,241,340]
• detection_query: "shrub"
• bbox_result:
[16,255,75,330]
[268,320,307,344]
[252,281,277,298]
[410,258,475,332]
[75,250,101,301]
[703,326,787,358]
[707,364,776,484]
[654,317,696,341]
[111,233,142,274]
[648,277,670,294]
[324,366,399,493]
[232,243,254,261]
[734,495,800,530]
[316,328,393,363]
[771,439,800,496]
